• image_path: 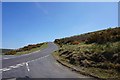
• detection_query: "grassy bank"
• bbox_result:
[53,42,120,79]
[4,42,48,55]
[53,27,120,80]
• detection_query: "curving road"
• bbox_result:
[1,42,94,79]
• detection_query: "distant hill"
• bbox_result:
[0,49,13,54]
[4,43,45,55]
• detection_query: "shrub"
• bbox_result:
[115,64,120,71]
[4,43,44,55]
[85,27,120,44]
[5,50,16,55]
[69,57,76,64]
[72,41,80,45]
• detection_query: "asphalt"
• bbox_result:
[1,42,95,79]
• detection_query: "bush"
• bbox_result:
[5,43,44,55]
[80,59,92,67]
[5,50,16,55]
[115,64,120,71]
[86,27,120,44]
[72,41,80,45]
[55,27,120,45]
[69,57,76,64]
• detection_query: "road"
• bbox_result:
[1,42,94,79]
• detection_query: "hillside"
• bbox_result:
[55,27,120,45]
[0,49,13,54]
[54,27,120,79]
[4,42,48,55]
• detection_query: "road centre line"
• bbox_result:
[1,55,50,72]
[26,62,30,71]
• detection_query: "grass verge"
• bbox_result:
[5,43,48,55]
[52,49,120,80]
[15,43,48,55]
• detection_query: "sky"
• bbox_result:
[2,2,118,49]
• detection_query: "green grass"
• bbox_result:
[53,51,120,79]
[53,41,120,79]
[82,67,120,79]
[15,43,48,55]
[53,27,120,79]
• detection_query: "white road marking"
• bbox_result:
[26,62,30,71]
[7,78,16,80]
[9,66,17,68]
[44,55,49,58]
[55,62,61,67]
[16,63,24,67]
[40,55,49,59]
[0,69,3,73]
[2,68,11,71]
[21,62,26,65]
[1,54,50,72]
[22,50,41,56]
[2,50,41,60]
[3,58,9,59]
[27,55,49,63]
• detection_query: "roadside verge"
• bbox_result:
[4,43,48,55]
[52,51,106,80]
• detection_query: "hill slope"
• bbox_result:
[54,27,120,79]
[55,27,120,45]
[0,49,13,54]
[4,43,48,55]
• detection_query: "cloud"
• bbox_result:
[34,2,49,15]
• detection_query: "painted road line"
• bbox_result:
[26,62,30,71]
[27,55,49,63]
[2,68,11,72]
[40,55,49,59]
[1,55,50,72]
[0,69,3,73]
[9,63,24,69]
[21,50,41,56]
